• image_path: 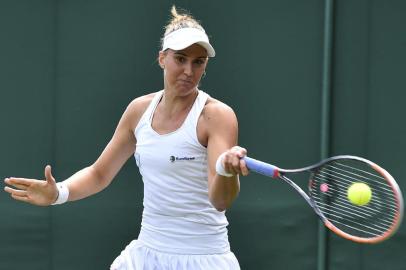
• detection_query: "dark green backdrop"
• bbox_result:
[0,1,405,270]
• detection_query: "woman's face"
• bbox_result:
[159,43,208,95]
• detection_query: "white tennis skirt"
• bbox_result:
[110,240,240,270]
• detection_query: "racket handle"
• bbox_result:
[243,157,280,178]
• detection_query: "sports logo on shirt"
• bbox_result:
[170,155,196,162]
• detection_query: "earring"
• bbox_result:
[202,71,206,78]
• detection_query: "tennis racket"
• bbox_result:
[243,155,404,244]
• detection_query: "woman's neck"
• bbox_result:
[159,88,199,116]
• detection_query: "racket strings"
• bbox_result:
[313,196,393,236]
[314,200,393,236]
[328,163,394,193]
[315,162,397,204]
[312,182,394,222]
[315,169,397,208]
[313,178,393,210]
[310,159,398,238]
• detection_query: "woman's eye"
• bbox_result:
[195,59,205,65]
[176,56,186,63]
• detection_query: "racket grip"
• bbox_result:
[243,157,280,178]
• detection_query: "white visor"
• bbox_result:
[162,28,215,57]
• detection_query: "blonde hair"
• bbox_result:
[161,6,205,47]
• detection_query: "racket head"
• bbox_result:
[308,155,403,244]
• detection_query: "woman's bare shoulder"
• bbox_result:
[199,96,238,134]
[124,91,160,129]
[203,96,236,120]
[128,92,157,111]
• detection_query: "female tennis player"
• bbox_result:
[4,6,248,270]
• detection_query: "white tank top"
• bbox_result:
[133,90,230,255]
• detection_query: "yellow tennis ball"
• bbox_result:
[347,182,372,206]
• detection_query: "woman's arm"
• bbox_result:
[4,96,151,206]
[202,100,248,212]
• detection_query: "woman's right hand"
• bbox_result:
[4,165,59,206]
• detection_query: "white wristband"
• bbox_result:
[216,152,234,178]
[52,181,69,205]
